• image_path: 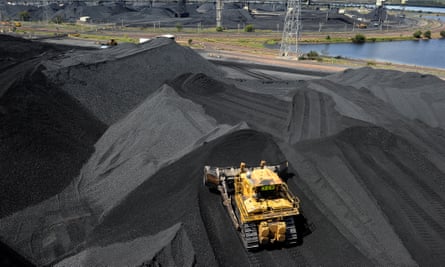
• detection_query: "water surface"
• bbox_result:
[298,39,445,69]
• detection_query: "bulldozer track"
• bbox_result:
[386,152,445,223]
[406,126,445,158]
[221,64,279,81]
[190,92,255,121]
[286,91,303,143]
[209,60,330,78]
[284,216,298,245]
[199,186,284,267]
[223,89,289,115]
[246,251,262,267]
[343,145,445,263]
[301,91,311,141]
[287,90,330,143]
[402,132,445,192]
[198,186,251,266]
[182,109,209,134]
[267,246,311,267]
[246,247,292,267]
[186,88,290,137]
[238,67,278,81]
[218,93,287,122]
[287,88,334,143]
[225,88,289,117]
[319,93,328,138]
[381,153,445,240]
[190,89,287,126]
[243,223,260,250]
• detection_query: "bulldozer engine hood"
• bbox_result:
[243,197,294,214]
[243,168,283,187]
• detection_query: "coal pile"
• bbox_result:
[43,38,223,125]
[1,34,445,266]
[55,223,195,267]
[1,1,402,31]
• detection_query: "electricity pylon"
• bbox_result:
[216,0,223,28]
[280,0,302,58]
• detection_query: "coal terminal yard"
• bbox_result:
[0,0,417,32]
[1,24,445,267]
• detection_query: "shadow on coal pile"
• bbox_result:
[0,240,34,267]
[0,36,106,218]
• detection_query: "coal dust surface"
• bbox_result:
[1,34,445,266]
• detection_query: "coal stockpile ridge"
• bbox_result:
[0,48,106,218]
[76,84,246,218]
[43,38,223,125]
[0,34,72,73]
[169,73,374,143]
[327,67,445,129]
[168,72,290,138]
[0,34,44,64]
[303,77,445,168]
[285,86,370,144]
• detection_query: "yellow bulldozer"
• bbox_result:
[204,160,303,249]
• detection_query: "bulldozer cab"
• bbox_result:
[243,166,284,198]
[255,184,281,200]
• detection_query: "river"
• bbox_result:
[293,5,445,70]
[385,5,445,13]
[298,39,445,69]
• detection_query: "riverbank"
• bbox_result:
[177,33,445,79]
[192,42,445,79]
